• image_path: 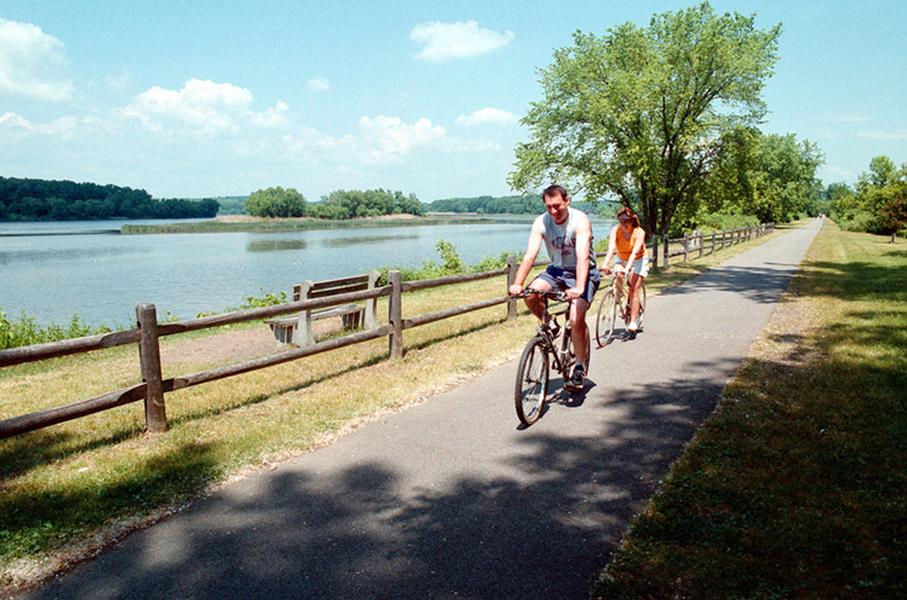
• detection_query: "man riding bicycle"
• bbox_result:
[508,184,600,391]
[600,206,648,337]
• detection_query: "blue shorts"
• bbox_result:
[533,265,600,304]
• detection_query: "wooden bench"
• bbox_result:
[267,271,379,347]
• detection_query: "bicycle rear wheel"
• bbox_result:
[594,289,617,347]
[515,337,549,426]
[636,280,648,328]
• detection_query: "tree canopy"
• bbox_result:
[510,2,782,235]
[830,156,907,241]
[0,177,218,221]
[694,128,823,227]
[308,189,423,219]
[245,187,306,218]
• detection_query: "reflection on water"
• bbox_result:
[321,234,419,248]
[0,246,145,265]
[246,239,308,252]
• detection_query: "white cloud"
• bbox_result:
[282,115,446,165]
[358,115,445,162]
[0,111,90,136]
[105,69,132,91]
[410,20,514,62]
[251,100,290,128]
[120,78,289,135]
[306,78,330,91]
[856,129,907,141]
[455,107,517,126]
[0,18,73,101]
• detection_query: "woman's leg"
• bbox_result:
[627,271,641,324]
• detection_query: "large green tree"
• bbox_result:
[510,2,781,236]
[245,187,306,218]
[697,129,823,225]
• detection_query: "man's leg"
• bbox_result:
[524,278,552,322]
[570,299,590,367]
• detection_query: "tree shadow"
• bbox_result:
[658,264,801,304]
[19,358,736,599]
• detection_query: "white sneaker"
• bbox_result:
[627,320,638,333]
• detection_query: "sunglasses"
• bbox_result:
[618,216,632,223]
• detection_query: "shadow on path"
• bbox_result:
[25,357,743,600]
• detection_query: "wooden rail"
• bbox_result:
[0,221,773,439]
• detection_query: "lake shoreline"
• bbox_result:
[120,213,522,234]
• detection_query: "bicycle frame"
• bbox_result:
[522,290,576,380]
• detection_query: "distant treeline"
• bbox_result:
[0,177,219,221]
[425,194,609,216]
[213,196,248,216]
[426,195,539,214]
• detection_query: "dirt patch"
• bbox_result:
[161,319,347,365]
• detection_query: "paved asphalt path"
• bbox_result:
[24,220,822,600]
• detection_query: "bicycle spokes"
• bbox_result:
[515,338,549,426]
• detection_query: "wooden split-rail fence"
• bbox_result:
[0,223,773,440]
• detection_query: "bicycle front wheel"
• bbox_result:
[515,337,550,426]
[595,289,617,347]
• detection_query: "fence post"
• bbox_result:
[682,233,689,262]
[296,281,315,347]
[506,255,517,320]
[388,270,403,359]
[698,231,704,258]
[365,270,379,330]
[136,303,166,433]
[651,236,658,269]
[662,233,669,267]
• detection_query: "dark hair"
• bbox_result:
[542,184,568,201]
[616,206,641,229]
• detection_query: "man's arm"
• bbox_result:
[566,214,593,300]
[509,217,544,295]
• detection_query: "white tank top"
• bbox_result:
[539,207,596,270]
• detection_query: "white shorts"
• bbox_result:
[614,256,649,278]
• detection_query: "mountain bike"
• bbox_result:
[594,270,647,347]
[514,289,591,427]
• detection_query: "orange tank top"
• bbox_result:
[616,226,645,261]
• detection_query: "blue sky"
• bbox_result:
[1,1,905,202]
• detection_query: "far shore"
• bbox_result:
[120,213,525,234]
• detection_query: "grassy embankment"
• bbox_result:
[121,214,502,234]
[594,221,907,598]
[0,224,787,590]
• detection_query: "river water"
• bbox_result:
[1,217,614,327]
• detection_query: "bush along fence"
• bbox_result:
[0,222,774,439]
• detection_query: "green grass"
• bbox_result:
[593,222,907,598]
[0,224,785,590]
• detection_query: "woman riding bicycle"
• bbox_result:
[600,206,648,336]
